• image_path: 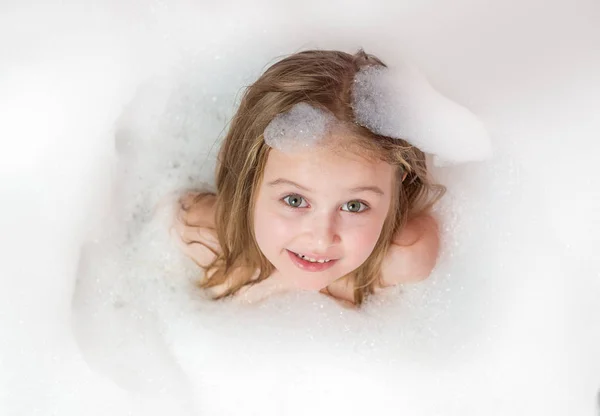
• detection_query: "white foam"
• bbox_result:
[2,1,599,415]
[263,102,334,152]
[352,65,493,166]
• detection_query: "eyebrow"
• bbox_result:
[267,178,385,196]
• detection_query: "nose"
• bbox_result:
[306,210,340,251]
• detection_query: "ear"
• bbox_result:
[402,171,408,182]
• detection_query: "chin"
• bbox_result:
[286,272,333,291]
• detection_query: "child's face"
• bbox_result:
[253,137,395,291]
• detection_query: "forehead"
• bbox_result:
[262,140,395,190]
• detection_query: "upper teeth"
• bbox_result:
[295,252,331,263]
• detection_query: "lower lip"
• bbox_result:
[286,250,338,272]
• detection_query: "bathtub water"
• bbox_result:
[1,1,599,415]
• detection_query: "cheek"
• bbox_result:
[253,208,298,251]
[343,219,386,262]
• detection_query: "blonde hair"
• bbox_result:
[182,49,445,305]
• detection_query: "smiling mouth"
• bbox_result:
[288,250,337,263]
[286,250,339,272]
[290,251,334,263]
[286,250,338,272]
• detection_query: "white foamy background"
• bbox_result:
[1,1,599,415]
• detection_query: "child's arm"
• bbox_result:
[380,214,440,286]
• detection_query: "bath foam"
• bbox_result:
[263,64,492,165]
[6,0,597,413]
[352,65,493,166]
[68,43,598,415]
[263,102,335,152]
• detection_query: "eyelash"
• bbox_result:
[281,194,370,213]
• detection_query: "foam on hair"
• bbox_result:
[352,65,492,165]
[263,102,335,152]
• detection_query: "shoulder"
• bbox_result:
[392,214,439,246]
[380,214,440,286]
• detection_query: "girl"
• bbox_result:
[172,49,445,306]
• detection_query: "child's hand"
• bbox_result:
[380,214,440,286]
[179,192,217,228]
[172,192,220,267]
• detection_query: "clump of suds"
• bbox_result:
[352,65,492,166]
[263,102,336,152]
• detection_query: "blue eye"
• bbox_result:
[341,200,368,213]
[283,194,308,208]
